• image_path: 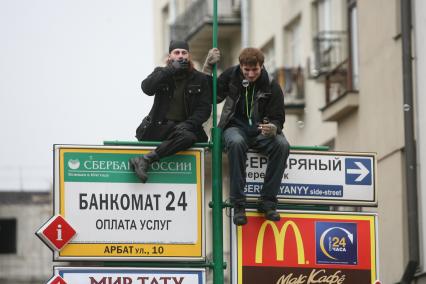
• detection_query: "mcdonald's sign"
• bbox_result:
[232,211,378,284]
[255,220,305,264]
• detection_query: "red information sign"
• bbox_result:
[36,215,76,251]
[232,211,378,284]
[46,275,67,284]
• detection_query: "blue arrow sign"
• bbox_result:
[244,151,377,206]
[345,158,372,185]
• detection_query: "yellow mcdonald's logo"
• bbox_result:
[255,220,306,264]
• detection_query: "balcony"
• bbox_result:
[273,67,305,116]
[321,59,359,121]
[312,31,348,77]
[170,0,241,63]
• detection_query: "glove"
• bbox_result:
[168,59,189,74]
[258,123,277,137]
[177,58,189,69]
[175,122,192,132]
[206,48,221,65]
[202,48,221,74]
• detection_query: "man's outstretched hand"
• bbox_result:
[258,123,277,137]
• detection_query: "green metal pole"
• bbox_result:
[103,140,212,148]
[211,3,218,127]
[211,0,224,283]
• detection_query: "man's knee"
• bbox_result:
[275,135,290,156]
[169,129,197,146]
[226,135,248,152]
[223,128,247,148]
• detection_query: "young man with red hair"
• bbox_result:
[204,47,290,226]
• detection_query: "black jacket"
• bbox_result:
[141,66,212,140]
[217,65,285,133]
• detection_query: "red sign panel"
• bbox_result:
[47,275,67,284]
[233,211,378,284]
[36,215,76,251]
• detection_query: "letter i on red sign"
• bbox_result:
[36,215,76,251]
[57,224,62,241]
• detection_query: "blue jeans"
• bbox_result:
[223,127,290,207]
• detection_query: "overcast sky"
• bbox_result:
[0,0,155,190]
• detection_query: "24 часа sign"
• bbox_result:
[231,211,379,284]
[52,145,205,261]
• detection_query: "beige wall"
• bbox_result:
[345,0,404,154]
[251,0,337,147]
[151,0,416,283]
[375,151,406,281]
[333,1,406,283]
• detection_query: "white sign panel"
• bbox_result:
[245,150,377,206]
[53,145,205,261]
[53,267,206,284]
[65,183,197,244]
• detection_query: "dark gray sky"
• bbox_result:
[0,0,154,190]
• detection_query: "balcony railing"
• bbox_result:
[325,59,349,104]
[313,31,348,76]
[321,58,359,121]
[170,0,240,41]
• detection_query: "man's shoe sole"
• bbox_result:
[129,158,148,183]
[265,211,281,222]
[233,216,248,226]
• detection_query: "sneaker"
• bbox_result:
[233,204,247,226]
[258,200,281,222]
[129,156,150,183]
[264,208,281,221]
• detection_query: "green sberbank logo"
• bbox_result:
[63,152,196,184]
[68,159,81,170]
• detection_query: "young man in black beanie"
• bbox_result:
[130,40,211,183]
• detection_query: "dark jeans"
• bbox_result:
[155,124,198,158]
[223,127,290,207]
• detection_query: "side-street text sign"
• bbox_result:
[245,150,377,206]
[231,210,379,284]
[51,267,206,284]
[53,145,205,261]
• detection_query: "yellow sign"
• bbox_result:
[53,145,205,261]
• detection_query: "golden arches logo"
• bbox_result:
[255,220,306,264]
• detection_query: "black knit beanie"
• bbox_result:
[169,40,189,53]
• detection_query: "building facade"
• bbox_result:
[0,192,54,283]
[153,0,426,283]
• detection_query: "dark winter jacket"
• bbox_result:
[141,66,212,140]
[217,65,285,133]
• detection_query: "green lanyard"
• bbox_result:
[245,86,255,126]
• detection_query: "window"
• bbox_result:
[285,16,302,68]
[315,0,332,33]
[313,0,348,74]
[320,0,359,121]
[0,219,17,254]
[162,4,170,55]
[262,39,276,74]
[278,18,305,115]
